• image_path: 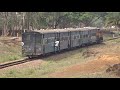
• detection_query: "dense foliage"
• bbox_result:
[0,12,119,36]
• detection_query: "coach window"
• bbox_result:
[91,33,94,36]
[74,36,76,39]
[84,35,86,38]
[51,37,55,42]
[71,35,73,40]
[60,37,63,41]
[80,35,82,38]
[44,38,48,44]
[47,38,51,44]
[62,37,66,41]
[25,34,32,44]
[74,35,79,39]
[64,37,66,41]
[76,36,78,39]
[47,37,55,43]
[26,34,31,41]
[86,34,88,37]
[47,38,50,43]
[88,31,90,37]
[82,35,83,38]
[83,35,85,38]
[36,36,42,44]
[61,36,68,41]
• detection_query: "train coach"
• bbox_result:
[22,27,103,58]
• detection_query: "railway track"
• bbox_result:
[0,58,31,69]
[0,36,120,70]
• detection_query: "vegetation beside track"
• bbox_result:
[0,37,22,63]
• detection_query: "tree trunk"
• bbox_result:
[2,12,8,36]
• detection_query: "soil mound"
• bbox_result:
[106,63,120,76]
[49,54,120,77]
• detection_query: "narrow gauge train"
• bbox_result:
[22,27,103,58]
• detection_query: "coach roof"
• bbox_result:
[31,27,99,34]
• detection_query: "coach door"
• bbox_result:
[59,32,69,50]
[35,33,42,55]
[22,32,36,55]
[43,33,55,54]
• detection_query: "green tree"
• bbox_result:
[105,12,120,28]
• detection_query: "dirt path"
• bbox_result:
[49,53,120,78]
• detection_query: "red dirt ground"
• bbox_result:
[49,53,120,77]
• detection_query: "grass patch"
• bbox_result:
[0,37,22,63]
[3,70,18,78]
[0,52,22,63]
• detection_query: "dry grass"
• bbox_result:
[0,37,22,63]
